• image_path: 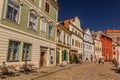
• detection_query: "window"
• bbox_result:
[8,40,20,61]
[113,47,115,50]
[75,40,77,47]
[22,43,32,61]
[6,0,20,22]
[78,32,80,36]
[64,34,66,44]
[48,24,54,38]
[114,52,116,55]
[29,12,37,30]
[40,19,46,33]
[57,31,61,41]
[79,42,80,48]
[45,2,49,13]
[72,39,74,46]
[75,30,77,35]
[67,36,69,45]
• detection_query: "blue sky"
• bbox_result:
[58,0,120,31]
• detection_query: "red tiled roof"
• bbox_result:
[105,29,120,33]
[63,18,75,29]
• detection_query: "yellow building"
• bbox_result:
[56,23,71,65]
[92,33,102,60]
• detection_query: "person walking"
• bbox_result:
[102,58,105,64]
[98,58,101,65]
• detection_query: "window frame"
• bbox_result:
[45,2,50,13]
[7,40,20,62]
[5,0,21,23]
[72,39,74,46]
[28,11,38,31]
[48,24,54,38]
[22,43,32,61]
[40,19,47,33]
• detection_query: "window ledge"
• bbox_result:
[7,60,19,62]
[3,18,20,25]
[22,60,31,61]
[27,28,37,32]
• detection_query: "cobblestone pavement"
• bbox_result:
[3,62,120,80]
[33,63,120,80]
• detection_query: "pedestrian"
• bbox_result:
[85,57,88,63]
[23,61,32,73]
[98,58,101,65]
[1,61,9,75]
[102,58,105,64]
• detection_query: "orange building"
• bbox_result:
[92,31,113,61]
[100,34,112,61]
[105,29,120,60]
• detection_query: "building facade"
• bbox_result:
[92,33,102,60]
[0,0,59,68]
[105,29,120,60]
[83,29,94,62]
[56,23,71,65]
[94,31,112,61]
[63,17,83,60]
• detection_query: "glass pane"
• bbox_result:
[22,43,31,60]
[13,9,18,22]
[29,13,37,30]
[6,5,13,20]
[8,41,20,61]
[6,0,20,22]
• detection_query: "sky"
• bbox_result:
[58,0,120,31]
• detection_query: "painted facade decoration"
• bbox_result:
[0,0,59,68]
[83,29,94,62]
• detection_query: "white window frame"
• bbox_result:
[48,24,54,38]
[28,11,38,31]
[8,40,20,61]
[22,43,32,61]
[40,19,46,33]
[5,0,21,23]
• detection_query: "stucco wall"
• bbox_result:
[0,26,56,67]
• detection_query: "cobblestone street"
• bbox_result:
[33,63,120,80]
[3,62,120,80]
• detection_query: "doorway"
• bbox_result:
[40,52,45,67]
